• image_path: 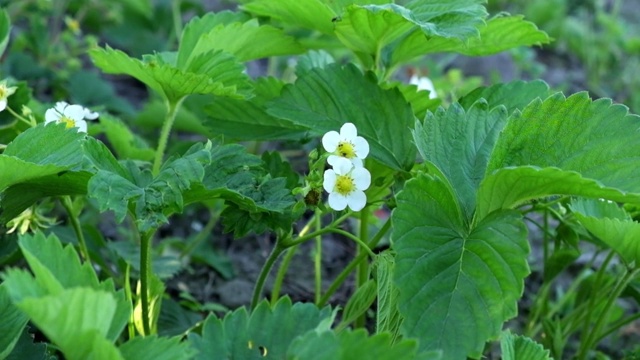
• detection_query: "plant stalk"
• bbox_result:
[152,98,183,176]
[139,230,154,335]
[251,240,286,310]
[61,196,91,265]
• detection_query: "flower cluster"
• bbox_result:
[321,123,371,211]
[44,101,99,133]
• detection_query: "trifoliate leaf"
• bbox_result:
[96,114,155,161]
[392,174,529,359]
[188,297,333,360]
[90,46,250,103]
[119,336,196,360]
[267,63,416,171]
[414,101,508,220]
[241,0,337,35]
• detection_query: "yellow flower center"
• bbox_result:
[0,85,7,98]
[335,174,356,195]
[337,141,356,159]
[60,116,76,128]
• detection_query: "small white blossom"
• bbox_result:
[0,80,17,112]
[322,122,369,168]
[45,102,88,132]
[323,158,371,211]
[410,74,438,99]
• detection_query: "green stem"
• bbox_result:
[7,106,35,127]
[270,245,298,306]
[578,266,640,359]
[318,218,391,307]
[61,196,91,265]
[314,212,322,304]
[124,264,135,339]
[251,240,286,310]
[140,230,154,336]
[283,212,352,248]
[152,98,183,176]
[180,211,219,258]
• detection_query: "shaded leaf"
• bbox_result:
[414,101,508,220]
[459,80,552,114]
[392,174,529,359]
[501,330,553,360]
[374,251,403,343]
[0,285,29,359]
[158,298,203,337]
[188,297,333,360]
[340,279,377,328]
[96,114,155,161]
[120,336,196,360]
[267,63,416,170]
[5,326,50,360]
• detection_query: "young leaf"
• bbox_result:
[241,0,337,35]
[97,114,155,161]
[119,336,196,360]
[374,251,403,343]
[188,297,333,359]
[339,279,377,329]
[0,285,29,359]
[157,298,202,337]
[134,274,164,336]
[89,46,250,103]
[570,198,640,265]
[459,80,552,114]
[414,101,508,220]
[267,63,416,171]
[500,330,553,360]
[392,174,529,359]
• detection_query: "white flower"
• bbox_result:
[322,122,369,168]
[45,102,88,133]
[0,80,17,112]
[409,75,437,99]
[54,101,99,120]
[323,158,371,211]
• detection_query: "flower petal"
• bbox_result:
[353,136,369,159]
[340,122,357,139]
[322,131,340,152]
[350,157,363,168]
[83,108,99,120]
[0,99,7,112]
[64,105,85,121]
[76,119,88,133]
[352,167,371,190]
[328,192,348,211]
[44,108,60,123]
[323,169,337,192]
[54,101,68,113]
[332,157,354,175]
[347,190,367,211]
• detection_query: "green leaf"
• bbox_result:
[5,326,50,360]
[241,0,337,35]
[414,101,508,220]
[489,92,640,191]
[403,0,487,39]
[570,198,640,264]
[16,288,123,360]
[203,77,306,141]
[339,279,377,329]
[459,80,552,114]
[120,336,196,360]
[0,8,10,57]
[296,50,335,76]
[476,166,640,220]
[89,46,250,103]
[89,142,211,231]
[390,15,549,67]
[385,81,441,120]
[108,241,183,279]
[287,329,423,360]
[500,330,553,360]
[157,298,202,337]
[188,297,333,360]
[267,63,416,170]
[95,114,155,161]
[392,174,530,358]
[181,16,305,63]
[374,251,403,343]
[0,285,29,359]
[134,274,164,336]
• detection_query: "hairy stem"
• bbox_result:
[152,98,183,176]
[251,240,286,310]
[139,230,154,335]
[61,196,91,265]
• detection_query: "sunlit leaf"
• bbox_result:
[241,0,337,35]
[459,80,551,114]
[392,174,529,359]
[120,336,196,360]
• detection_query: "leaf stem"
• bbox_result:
[270,245,298,306]
[7,106,35,127]
[124,264,135,339]
[318,217,391,307]
[152,98,184,176]
[314,210,322,304]
[61,196,91,265]
[140,230,154,335]
[283,212,352,248]
[251,239,286,310]
[354,207,371,328]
